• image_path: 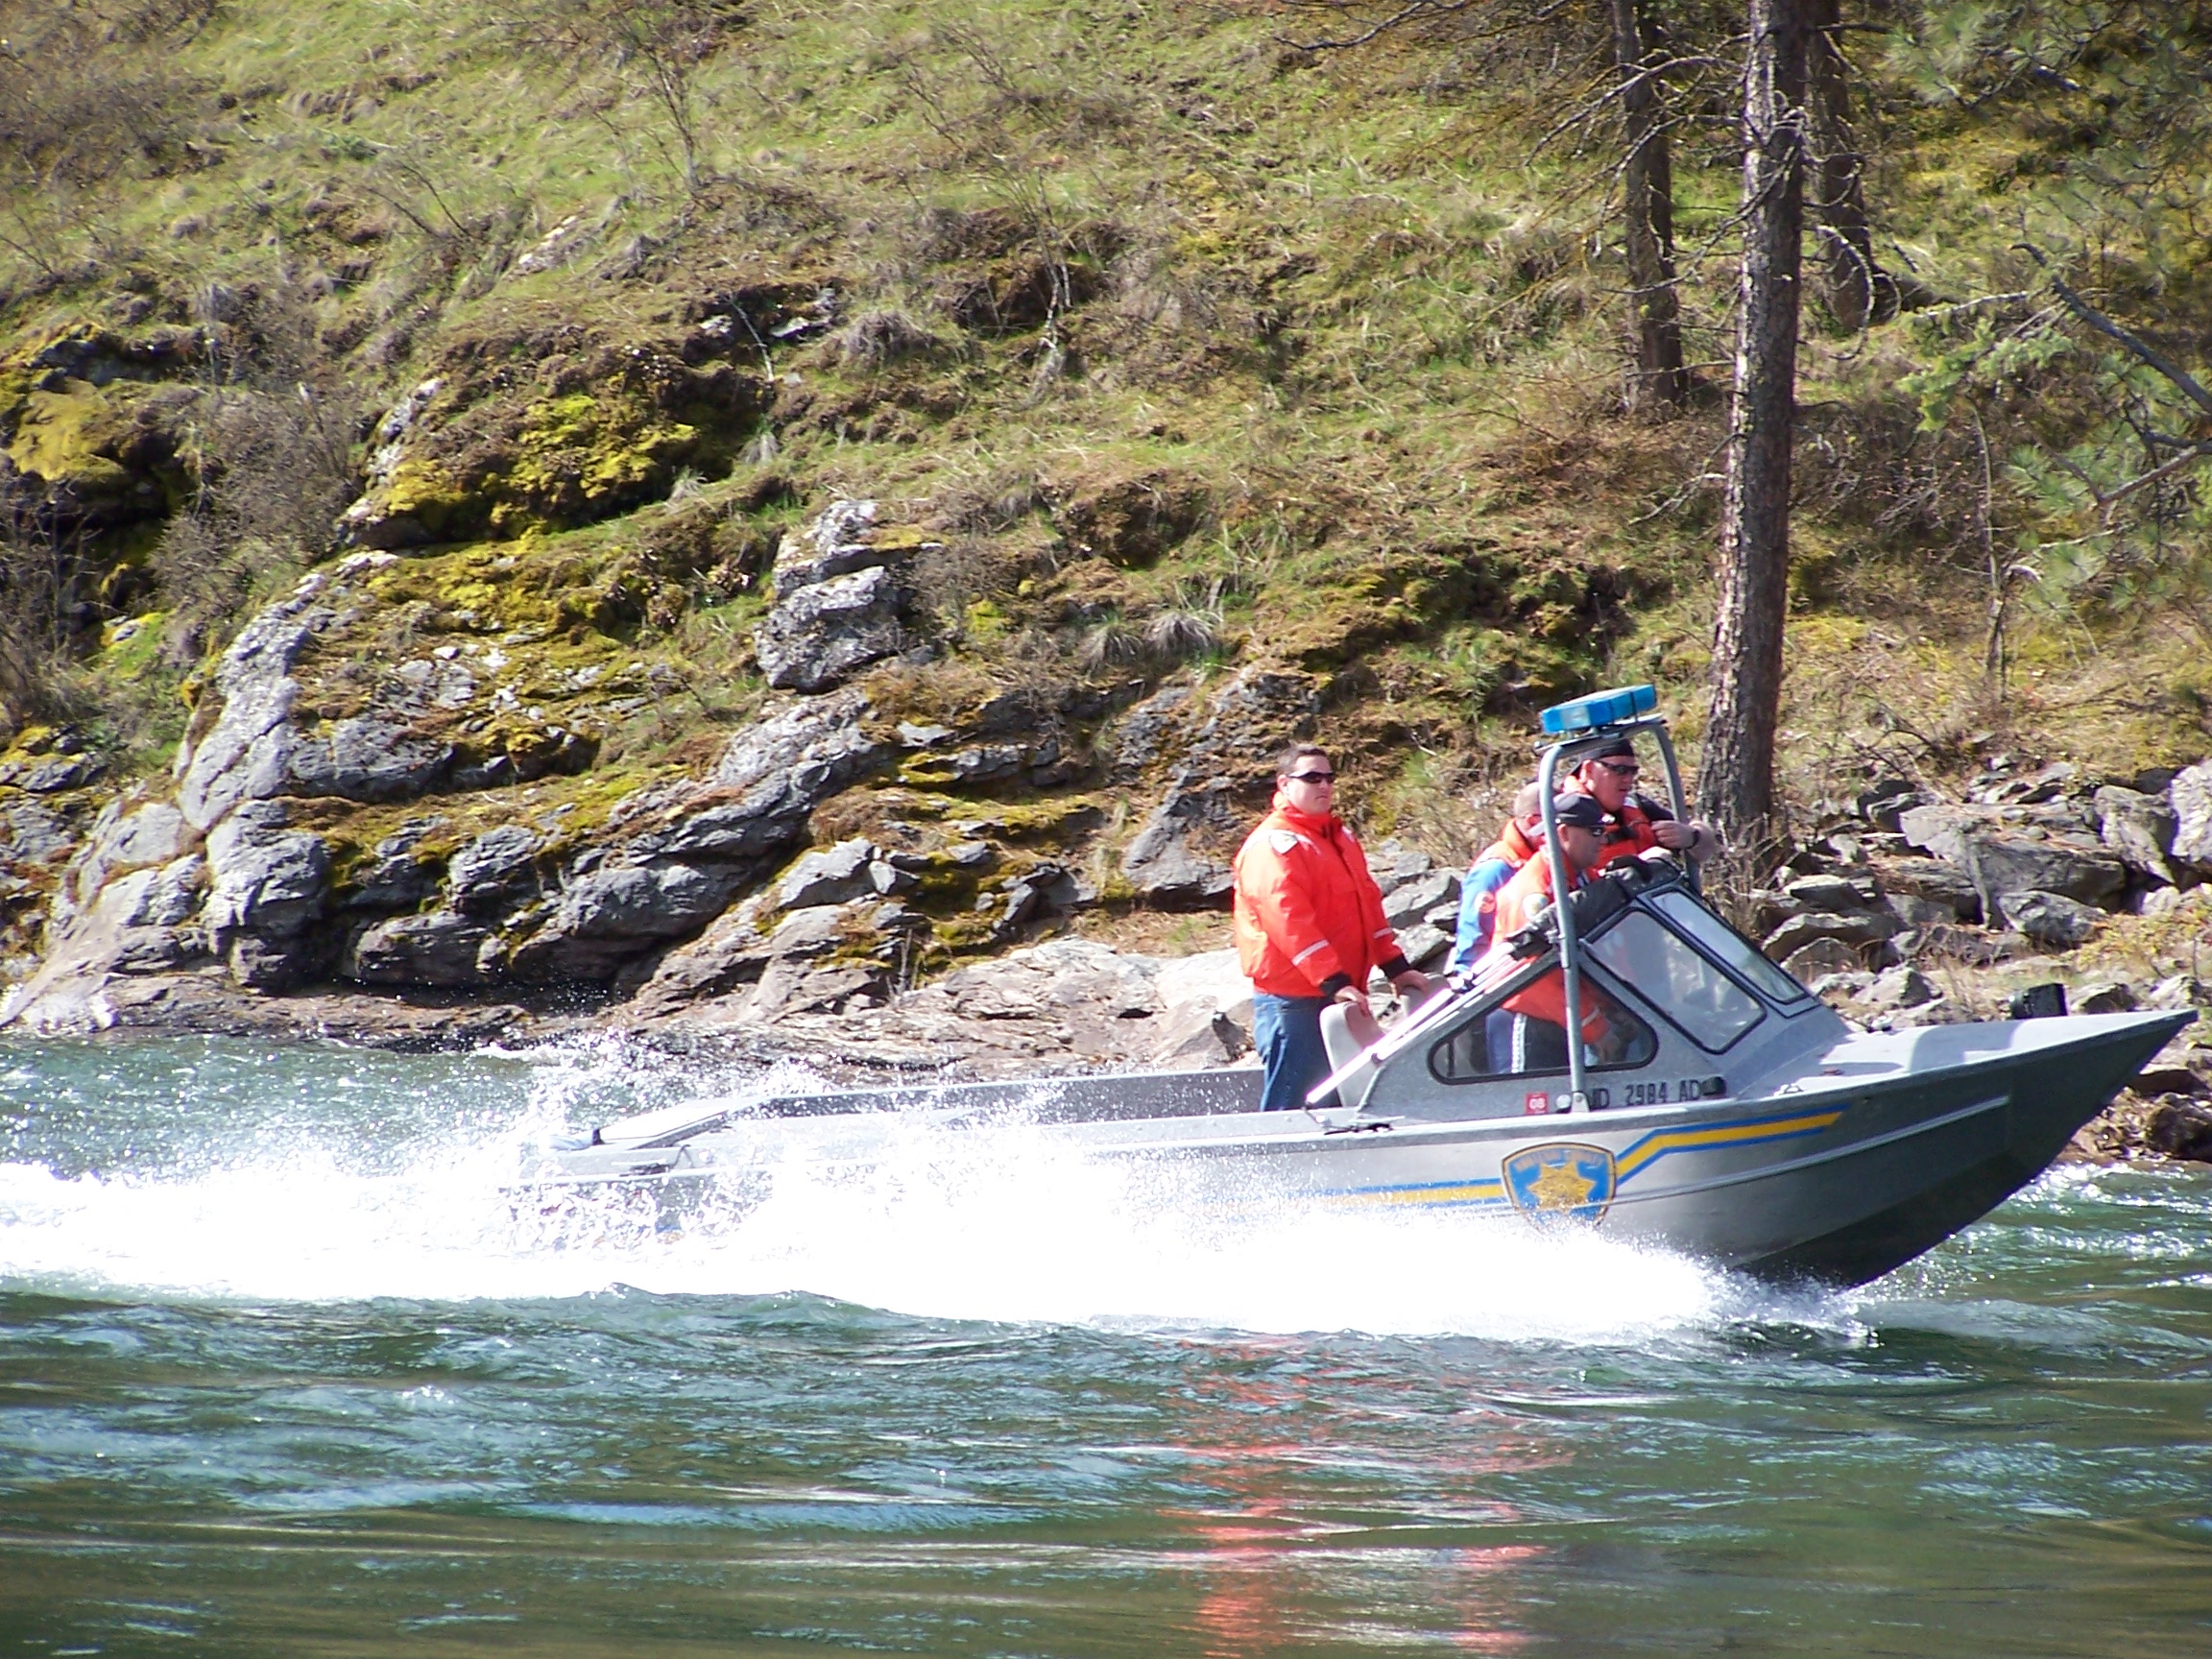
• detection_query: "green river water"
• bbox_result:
[1,1036,2206,1656]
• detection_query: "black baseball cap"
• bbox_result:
[1550,792,1607,831]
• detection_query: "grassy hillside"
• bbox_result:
[3,0,2209,981]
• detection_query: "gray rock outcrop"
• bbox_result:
[506,860,749,983]
[752,501,916,692]
[174,573,333,831]
[1899,801,2127,914]
[286,715,454,804]
[1120,773,1246,907]
[446,826,544,916]
[756,563,908,692]
[204,802,331,988]
[343,911,495,987]
[2093,784,2179,885]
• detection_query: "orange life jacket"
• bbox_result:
[1474,815,1542,872]
[1232,795,1402,998]
[1481,854,1610,1043]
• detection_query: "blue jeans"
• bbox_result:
[1254,993,1334,1112]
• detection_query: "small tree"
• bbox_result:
[504,1,749,191]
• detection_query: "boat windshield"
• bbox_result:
[1584,906,1766,1052]
[1647,888,1811,1004]
[1428,978,1658,1084]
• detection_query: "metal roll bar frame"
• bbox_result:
[1536,714,1689,1112]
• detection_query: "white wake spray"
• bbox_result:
[0,1040,1757,1341]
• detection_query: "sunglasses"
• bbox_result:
[1286,770,1336,784]
[1592,759,1640,776]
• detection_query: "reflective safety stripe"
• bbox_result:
[1291,940,1329,965]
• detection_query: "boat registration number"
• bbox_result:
[1623,1076,1723,1106]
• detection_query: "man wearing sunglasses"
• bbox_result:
[1233,744,1431,1112]
[1569,737,1720,867]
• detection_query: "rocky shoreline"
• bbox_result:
[1,498,2207,1167]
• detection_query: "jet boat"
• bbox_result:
[535,687,2187,1287]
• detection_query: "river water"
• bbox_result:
[1,1036,2206,1655]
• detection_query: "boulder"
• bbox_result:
[1148,1005,1252,1066]
[938,937,1161,1025]
[5,803,74,863]
[17,755,104,793]
[1899,802,2126,913]
[1862,964,1936,1010]
[286,716,453,804]
[342,824,445,911]
[2071,979,2138,1015]
[199,804,330,989]
[1856,781,1925,831]
[343,911,496,988]
[1152,948,1253,1026]
[88,801,191,873]
[2093,784,2178,885]
[2169,761,2212,873]
[445,826,543,916]
[1110,685,1193,781]
[1994,889,2103,949]
[1119,773,1249,908]
[104,854,204,928]
[1896,802,1976,863]
[1870,858,1982,924]
[1893,924,2029,967]
[204,804,328,944]
[1392,922,1453,970]
[2147,974,2212,1011]
[992,863,1094,939]
[506,860,748,982]
[614,688,895,866]
[776,839,878,910]
[1365,838,1434,894]
[739,901,905,1019]
[2144,1095,2212,1163]
[1781,937,1862,980]
[754,563,907,692]
[768,498,902,591]
[62,800,197,918]
[1382,867,1459,930]
[1779,872,1878,912]
[1762,910,1895,962]
[109,926,205,974]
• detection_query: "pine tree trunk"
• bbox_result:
[1701,0,1807,850]
[1806,0,1894,330]
[1610,0,1690,411]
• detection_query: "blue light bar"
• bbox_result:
[1539,684,1658,735]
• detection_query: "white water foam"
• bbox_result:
[0,1047,1752,1342]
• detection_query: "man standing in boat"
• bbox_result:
[1234,744,1431,1112]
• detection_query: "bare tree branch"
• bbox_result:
[2018,243,2212,424]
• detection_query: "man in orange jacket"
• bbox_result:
[1233,743,1431,1111]
[1568,736,1719,867]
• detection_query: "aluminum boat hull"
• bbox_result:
[535,1009,2186,1287]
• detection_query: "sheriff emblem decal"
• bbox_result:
[1503,1142,1617,1223]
